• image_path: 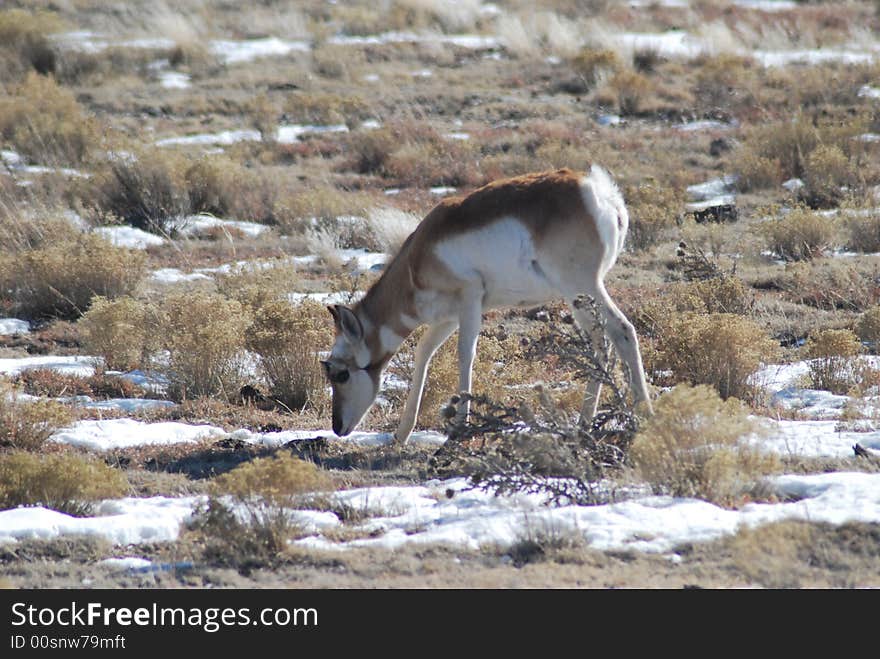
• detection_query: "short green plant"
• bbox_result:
[629,384,779,505]
[0,451,128,516]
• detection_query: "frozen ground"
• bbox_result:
[1,344,879,562]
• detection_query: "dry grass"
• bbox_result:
[757,206,838,262]
[155,291,253,402]
[0,8,61,81]
[0,451,128,516]
[650,312,780,401]
[245,299,333,414]
[190,453,333,566]
[0,72,98,167]
[630,384,779,506]
[623,179,684,251]
[804,328,864,394]
[0,232,146,321]
[79,296,155,372]
[0,384,73,452]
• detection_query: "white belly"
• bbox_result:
[432,218,559,311]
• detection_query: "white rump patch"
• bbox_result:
[579,165,628,273]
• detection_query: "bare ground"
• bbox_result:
[2,518,879,589]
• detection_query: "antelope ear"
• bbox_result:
[335,305,363,343]
[327,305,340,326]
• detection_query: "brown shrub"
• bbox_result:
[805,328,863,394]
[653,312,781,401]
[731,150,783,192]
[0,72,98,166]
[803,145,858,208]
[79,296,155,372]
[245,299,332,413]
[629,384,778,506]
[856,305,880,352]
[844,207,880,253]
[0,232,146,321]
[0,9,61,80]
[13,369,92,398]
[191,454,332,565]
[693,54,757,110]
[758,206,837,262]
[0,451,128,516]
[90,148,191,234]
[780,260,880,312]
[156,292,253,401]
[614,70,652,115]
[214,261,300,310]
[570,47,621,87]
[0,384,73,451]
[284,92,370,126]
[624,179,684,251]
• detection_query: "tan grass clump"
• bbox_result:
[665,275,754,316]
[780,259,877,312]
[210,453,331,502]
[214,262,299,310]
[0,9,61,80]
[0,451,127,516]
[191,454,332,565]
[805,328,863,394]
[653,312,780,401]
[0,232,146,321]
[856,305,880,352]
[629,384,779,505]
[692,54,757,111]
[734,114,864,194]
[79,296,156,372]
[803,145,858,209]
[599,69,653,116]
[0,384,73,452]
[758,206,836,262]
[844,207,880,254]
[730,150,783,192]
[0,72,97,166]
[284,92,370,126]
[90,147,191,234]
[624,179,684,251]
[245,299,332,413]
[156,291,253,401]
[570,47,621,87]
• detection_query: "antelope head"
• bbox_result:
[323,304,382,436]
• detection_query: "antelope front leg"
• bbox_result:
[455,293,483,423]
[394,321,457,444]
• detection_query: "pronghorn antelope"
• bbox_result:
[322,166,653,443]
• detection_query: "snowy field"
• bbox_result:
[1,343,879,569]
[4,0,880,587]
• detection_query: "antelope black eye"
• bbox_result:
[331,370,350,384]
